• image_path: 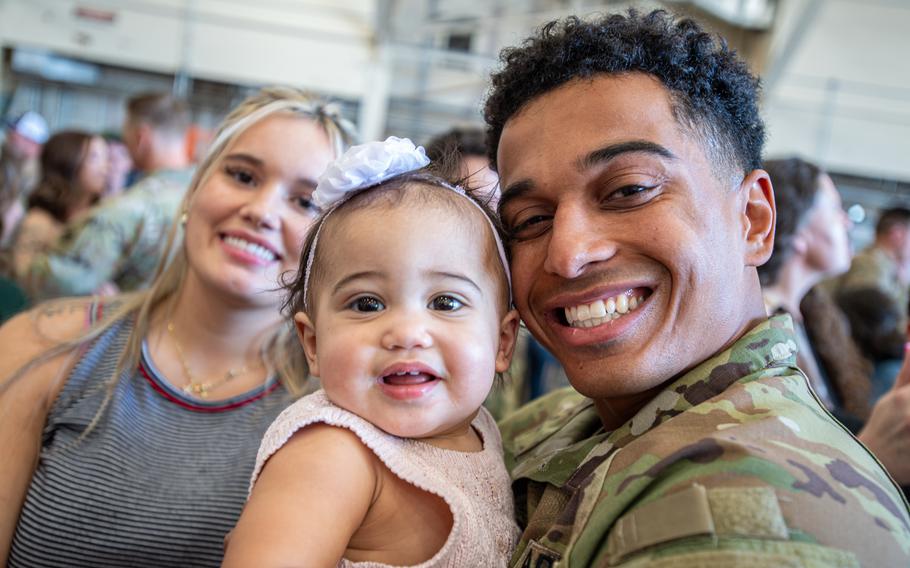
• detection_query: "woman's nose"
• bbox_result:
[241,185,282,230]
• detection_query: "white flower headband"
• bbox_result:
[302,136,512,311]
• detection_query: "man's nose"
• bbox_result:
[543,204,618,279]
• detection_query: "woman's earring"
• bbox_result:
[179,211,188,227]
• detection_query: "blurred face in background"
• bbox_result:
[800,174,852,277]
[121,117,153,171]
[105,139,134,195]
[77,136,110,197]
[460,154,500,209]
[6,131,42,161]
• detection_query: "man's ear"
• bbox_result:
[293,312,320,377]
[495,309,521,373]
[740,169,775,267]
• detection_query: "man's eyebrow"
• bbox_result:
[578,140,676,171]
[427,270,482,295]
[497,179,534,216]
[498,141,675,215]
[333,271,383,294]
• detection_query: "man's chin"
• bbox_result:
[565,372,660,401]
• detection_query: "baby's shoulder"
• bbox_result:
[251,393,386,491]
[277,422,379,470]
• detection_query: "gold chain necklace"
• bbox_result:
[167,321,248,398]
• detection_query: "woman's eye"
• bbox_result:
[226,166,256,185]
[430,295,463,311]
[350,296,384,312]
[292,195,317,212]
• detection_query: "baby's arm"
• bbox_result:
[223,423,380,568]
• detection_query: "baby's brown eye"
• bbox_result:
[430,295,463,311]
[350,297,384,312]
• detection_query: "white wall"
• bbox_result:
[762,0,910,181]
[0,0,376,99]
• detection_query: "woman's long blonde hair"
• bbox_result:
[11,87,356,433]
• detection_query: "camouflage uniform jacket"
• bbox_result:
[23,168,194,300]
[500,315,910,567]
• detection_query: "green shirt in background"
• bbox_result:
[499,315,910,567]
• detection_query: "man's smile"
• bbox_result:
[561,287,653,328]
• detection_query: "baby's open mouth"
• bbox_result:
[381,371,440,386]
[559,288,653,328]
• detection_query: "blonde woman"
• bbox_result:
[0,87,355,567]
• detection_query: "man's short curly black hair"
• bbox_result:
[483,9,765,175]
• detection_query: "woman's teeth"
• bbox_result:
[223,236,277,262]
[564,293,646,328]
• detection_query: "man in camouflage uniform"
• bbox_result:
[483,10,910,567]
[23,92,193,300]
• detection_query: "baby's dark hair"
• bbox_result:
[283,167,510,319]
[483,9,764,176]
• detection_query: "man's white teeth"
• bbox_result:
[564,293,646,328]
[224,236,277,262]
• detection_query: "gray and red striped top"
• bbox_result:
[10,309,298,567]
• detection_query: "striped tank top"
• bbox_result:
[9,310,299,567]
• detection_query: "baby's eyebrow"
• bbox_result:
[332,271,383,294]
[426,271,482,295]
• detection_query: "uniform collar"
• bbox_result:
[510,315,799,488]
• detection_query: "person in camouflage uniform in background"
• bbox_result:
[483,9,910,567]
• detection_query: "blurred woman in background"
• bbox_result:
[11,131,108,279]
[759,157,870,428]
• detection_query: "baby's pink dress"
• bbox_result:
[251,390,518,567]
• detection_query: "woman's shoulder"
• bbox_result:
[1,298,92,355]
[0,298,97,405]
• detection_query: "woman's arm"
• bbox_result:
[0,302,89,564]
[223,423,380,568]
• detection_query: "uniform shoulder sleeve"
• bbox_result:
[499,387,592,467]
